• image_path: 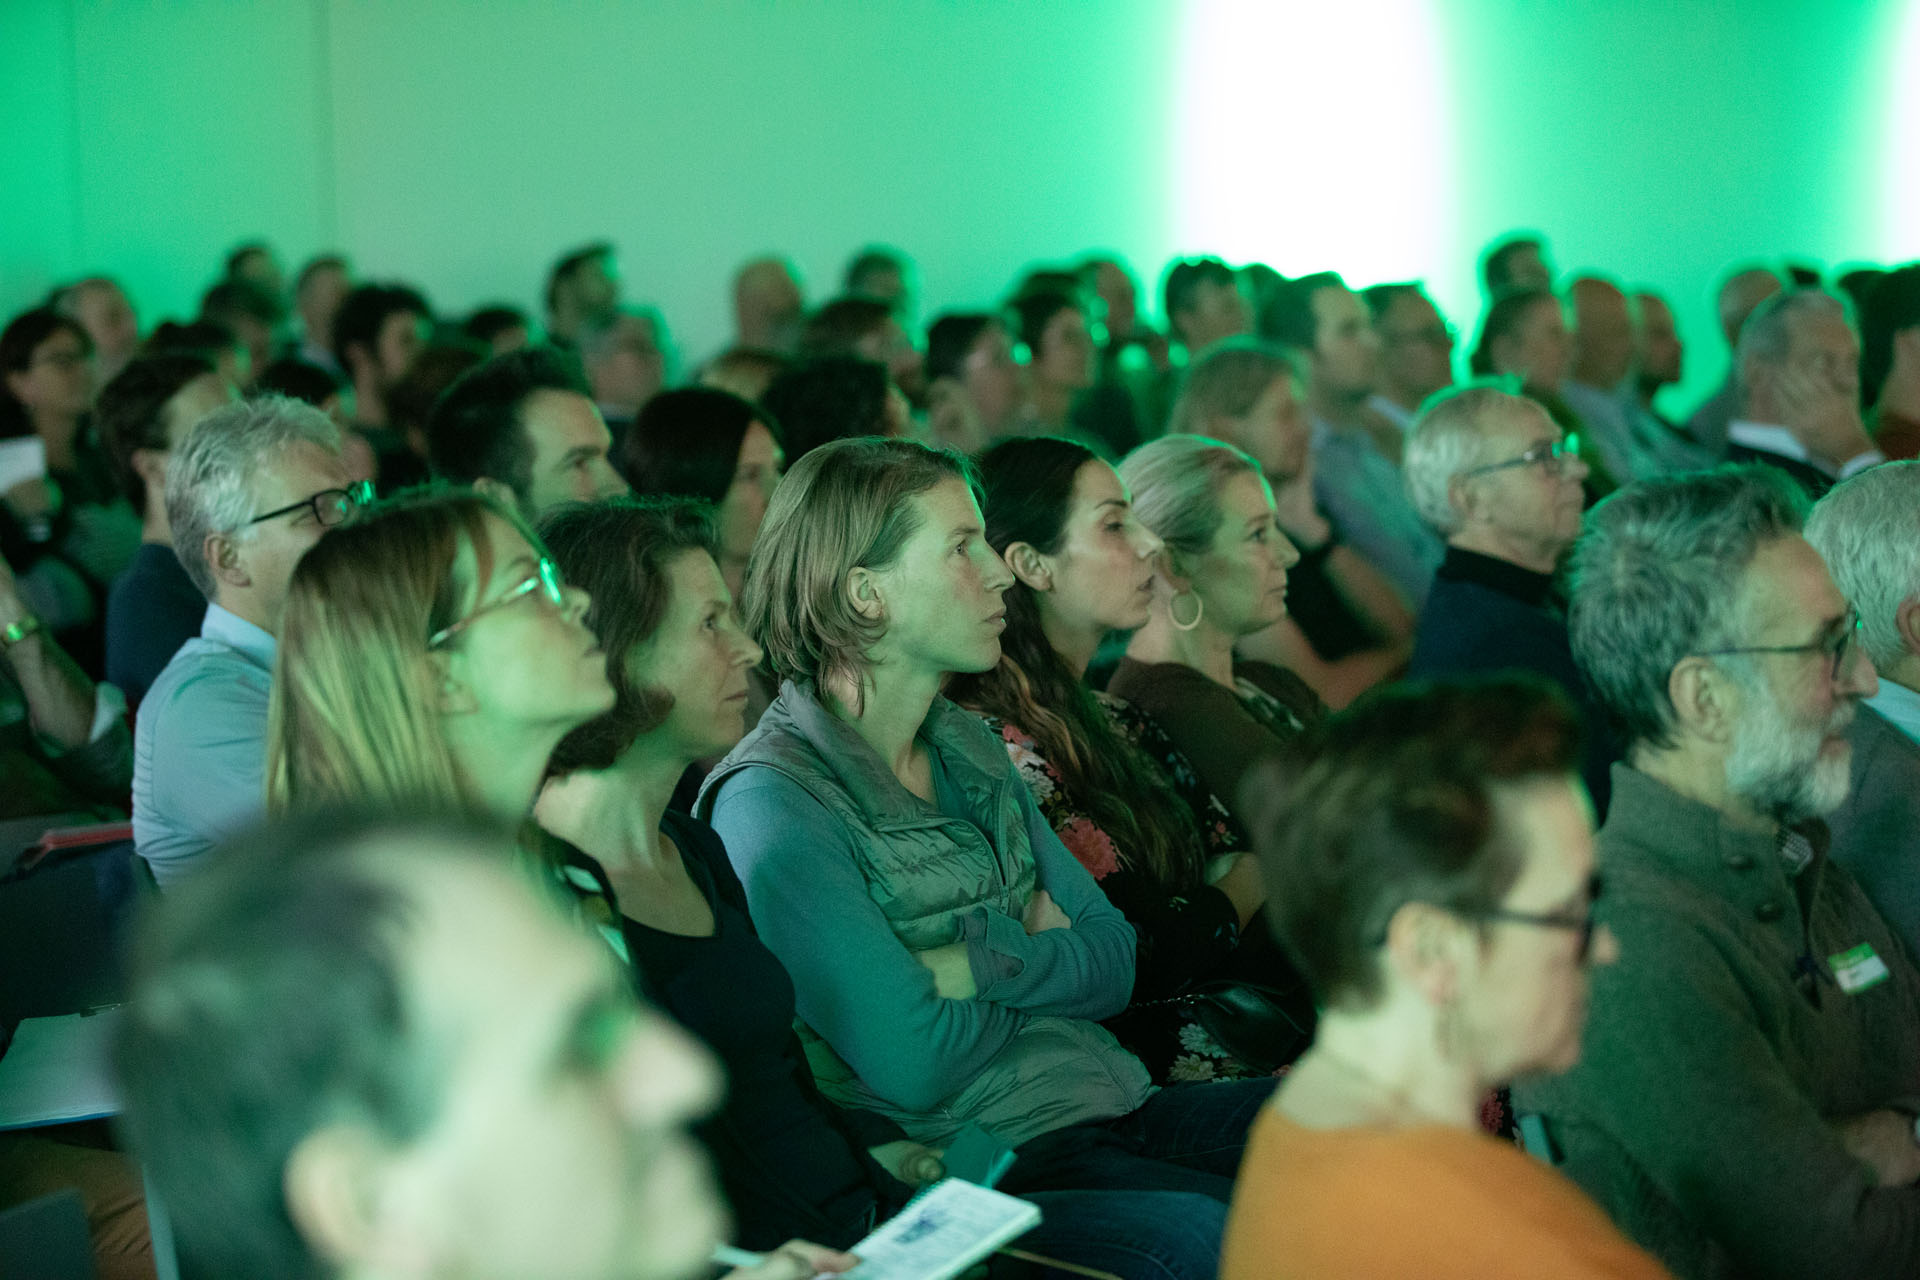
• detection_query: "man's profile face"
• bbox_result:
[352,856,727,1280]
[520,389,629,517]
[1309,285,1380,397]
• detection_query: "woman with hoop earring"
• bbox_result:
[1110,434,1323,833]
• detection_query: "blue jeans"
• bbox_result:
[996,1078,1274,1280]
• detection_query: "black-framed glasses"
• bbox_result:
[428,556,567,649]
[1457,872,1605,963]
[243,479,373,529]
[1697,607,1863,682]
[1460,433,1582,478]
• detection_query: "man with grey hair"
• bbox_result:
[1727,288,1883,496]
[1685,265,1783,457]
[1806,461,1920,952]
[132,396,362,886]
[1513,465,1920,1280]
[1402,382,1615,809]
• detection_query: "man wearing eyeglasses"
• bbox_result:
[133,396,363,888]
[1403,383,1618,814]
[1727,289,1885,498]
[1513,465,1920,1280]
[1360,281,1456,436]
[1806,461,1920,960]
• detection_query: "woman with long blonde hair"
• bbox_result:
[266,487,614,821]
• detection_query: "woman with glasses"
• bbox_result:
[267,486,614,822]
[1222,678,1670,1279]
[1108,434,1322,838]
[1403,384,1620,816]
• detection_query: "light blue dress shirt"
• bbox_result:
[132,603,275,888]
[1867,679,1920,746]
[1310,416,1443,609]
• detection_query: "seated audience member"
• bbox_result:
[619,388,784,599]
[379,342,486,490]
[112,811,850,1280]
[579,307,669,433]
[198,279,281,387]
[95,353,235,701]
[1512,465,1920,1280]
[332,282,431,451]
[1562,276,1647,483]
[701,345,791,403]
[1726,289,1883,496]
[844,245,913,317]
[1361,281,1455,433]
[223,241,285,301]
[1482,233,1556,295]
[1010,287,1130,457]
[1169,339,1414,707]
[1164,257,1253,358]
[268,489,613,822]
[425,346,628,519]
[1858,263,1920,459]
[1085,256,1174,433]
[1685,266,1783,457]
[546,241,621,349]
[1261,272,1442,608]
[462,303,532,355]
[1401,384,1618,812]
[0,549,131,819]
[1223,679,1668,1280]
[947,437,1308,1081]
[50,275,141,383]
[923,313,1025,454]
[758,356,905,464]
[537,500,948,1250]
[1805,462,1920,952]
[700,437,1269,1276]
[292,253,352,374]
[1625,288,1714,474]
[799,297,923,403]
[1840,267,1887,314]
[732,257,806,354]
[1110,435,1322,827]
[145,317,248,390]
[133,396,359,887]
[253,355,346,418]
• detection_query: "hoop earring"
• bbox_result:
[1170,590,1204,632]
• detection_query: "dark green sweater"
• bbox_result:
[1514,764,1920,1280]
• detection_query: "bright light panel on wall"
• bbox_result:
[1172,0,1455,288]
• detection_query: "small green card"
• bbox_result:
[1829,943,1891,995]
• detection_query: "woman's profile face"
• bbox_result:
[1224,372,1310,482]
[715,421,783,568]
[862,476,1016,680]
[1181,469,1297,639]
[1033,306,1097,393]
[962,322,1025,430]
[1503,298,1572,393]
[1457,776,1613,1080]
[627,548,763,763]
[1032,459,1163,639]
[446,514,614,734]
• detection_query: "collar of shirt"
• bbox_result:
[1366,393,1415,433]
[1436,544,1559,609]
[1729,419,1885,479]
[1867,679,1920,746]
[200,602,277,673]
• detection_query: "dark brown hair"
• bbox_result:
[1248,677,1582,1008]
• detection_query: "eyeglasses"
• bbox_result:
[428,556,567,649]
[1697,607,1864,682]
[1460,433,1582,478]
[1457,872,1605,964]
[243,480,373,529]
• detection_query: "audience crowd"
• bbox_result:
[4,226,1920,1280]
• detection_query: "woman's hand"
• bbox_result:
[1211,852,1268,929]
[723,1239,860,1280]
[914,942,977,1000]
[868,1140,947,1188]
[1022,889,1070,935]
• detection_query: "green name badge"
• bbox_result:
[1829,943,1891,995]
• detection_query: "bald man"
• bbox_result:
[1685,266,1784,458]
[1561,276,1644,481]
[733,258,806,353]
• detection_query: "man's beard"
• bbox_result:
[1724,682,1855,825]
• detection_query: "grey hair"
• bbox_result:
[1569,464,1808,751]
[1120,433,1264,572]
[1735,289,1852,412]
[1165,338,1296,437]
[1402,381,1537,534]
[1806,461,1920,672]
[166,396,342,598]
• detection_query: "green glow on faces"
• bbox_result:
[1172,0,1456,288]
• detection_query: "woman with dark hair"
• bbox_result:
[948,435,1307,1081]
[697,434,1271,1280]
[620,388,785,599]
[537,497,946,1251]
[758,356,904,465]
[924,313,1024,454]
